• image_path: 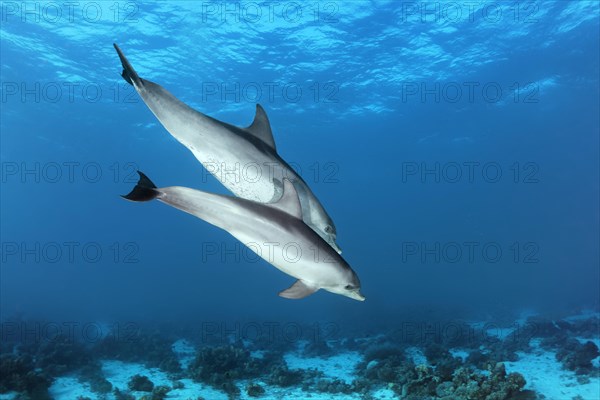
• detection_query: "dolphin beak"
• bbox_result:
[352,291,366,302]
[329,240,342,254]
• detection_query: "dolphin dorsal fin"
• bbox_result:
[245,104,276,151]
[267,179,302,219]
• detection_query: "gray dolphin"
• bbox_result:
[123,171,364,301]
[113,43,342,254]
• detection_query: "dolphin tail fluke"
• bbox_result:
[122,171,159,202]
[113,43,142,87]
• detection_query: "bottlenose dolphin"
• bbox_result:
[123,171,364,301]
[113,43,342,254]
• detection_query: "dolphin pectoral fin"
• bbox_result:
[266,179,302,219]
[122,171,159,202]
[278,280,318,299]
[113,43,143,88]
[245,104,276,150]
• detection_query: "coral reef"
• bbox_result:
[302,337,334,357]
[15,334,93,377]
[89,376,112,394]
[145,385,171,400]
[466,349,490,370]
[424,343,463,381]
[127,374,154,392]
[447,363,532,400]
[355,348,536,400]
[188,342,322,397]
[246,382,266,397]
[364,343,406,364]
[556,339,599,375]
[533,315,600,376]
[314,377,353,394]
[0,354,53,400]
[78,362,112,394]
[360,344,408,383]
[188,343,263,398]
[2,311,599,399]
[265,363,307,387]
[93,330,181,373]
[114,388,136,400]
[172,380,185,389]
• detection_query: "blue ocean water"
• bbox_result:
[1,2,599,400]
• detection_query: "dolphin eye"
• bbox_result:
[344,285,354,290]
[325,226,333,234]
